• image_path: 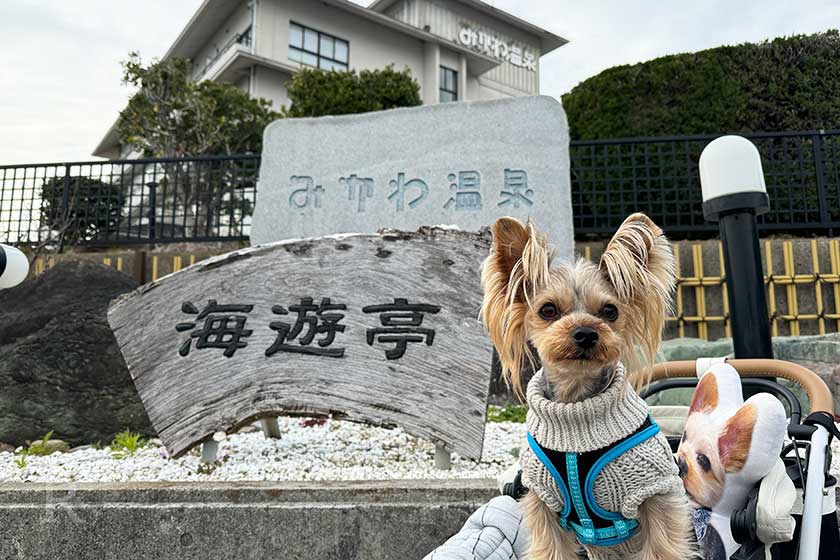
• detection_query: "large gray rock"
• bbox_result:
[0,260,153,446]
[252,95,574,258]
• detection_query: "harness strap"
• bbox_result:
[526,432,572,518]
[568,519,638,546]
[584,421,661,520]
[526,417,662,547]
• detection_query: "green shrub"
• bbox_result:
[562,30,840,139]
[486,404,527,423]
[26,431,66,456]
[109,430,148,459]
[283,65,422,118]
[40,176,125,244]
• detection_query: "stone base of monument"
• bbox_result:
[0,480,499,560]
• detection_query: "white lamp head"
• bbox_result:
[699,135,769,221]
[0,244,30,289]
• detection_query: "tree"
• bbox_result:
[283,65,422,118]
[562,30,840,140]
[117,52,280,157]
[116,53,278,237]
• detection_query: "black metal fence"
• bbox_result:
[2,130,839,247]
[1,155,259,247]
[571,130,840,236]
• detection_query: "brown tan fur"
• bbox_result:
[636,492,696,560]
[481,213,695,559]
[719,403,757,472]
[689,373,720,415]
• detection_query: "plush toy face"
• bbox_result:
[677,372,759,508]
[676,363,788,558]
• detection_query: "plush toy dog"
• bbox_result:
[677,363,787,559]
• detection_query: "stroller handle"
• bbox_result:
[651,359,835,416]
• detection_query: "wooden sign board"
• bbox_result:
[108,228,493,460]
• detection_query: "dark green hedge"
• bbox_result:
[283,65,421,118]
[562,30,840,140]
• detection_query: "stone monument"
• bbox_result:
[251,95,573,259]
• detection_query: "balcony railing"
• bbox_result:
[194,26,253,80]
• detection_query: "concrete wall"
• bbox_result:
[257,0,428,99]
[254,66,292,110]
[385,0,540,94]
[0,480,498,560]
[192,1,253,80]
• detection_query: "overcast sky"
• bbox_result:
[1,0,838,165]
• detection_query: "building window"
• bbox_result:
[439,66,458,103]
[289,22,349,71]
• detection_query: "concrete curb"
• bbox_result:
[0,479,499,560]
[1,480,836,559]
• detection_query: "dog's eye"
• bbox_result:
[600,304,619,322]
[538,303,559,321]
[696,453,712,472]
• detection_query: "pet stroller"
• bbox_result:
[641,358,840,560]
[428,358,838,560]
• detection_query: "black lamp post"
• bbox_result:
[0,243,30,290]
[699,136,773,359]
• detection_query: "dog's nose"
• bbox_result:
[677,457,688,477]
[572,327,599,349]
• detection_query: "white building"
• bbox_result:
[94,0,567,158]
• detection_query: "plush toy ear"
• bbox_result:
[718,403,758,473]
[690,371,720,415]
[599,213,676,381]
[481,217,552,399]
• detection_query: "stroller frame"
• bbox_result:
[648,359,837,560]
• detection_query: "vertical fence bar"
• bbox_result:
[783,241,800,336]
[692,244,708,341]
[173,255,182,272]
[148,181,157,242]
[674,243,685,338]
[765,240,778,337]
[58,164,71,252]
[718,242,731,338]
[831,240,840,332]
[811,239,826,335]
[812,132,831,231]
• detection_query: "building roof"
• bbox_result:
[368,0,568,53]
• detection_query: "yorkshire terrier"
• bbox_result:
[481,213,695,560]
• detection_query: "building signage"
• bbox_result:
[108,229,494,460]
[250,97,573,250]
[457,24,537,71]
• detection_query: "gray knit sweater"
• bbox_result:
[520,364,684,558]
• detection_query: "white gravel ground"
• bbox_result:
[1,417,837,484]
[0,418,525,483]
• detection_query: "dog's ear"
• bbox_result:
[599,213,676,382]
[481,217,552,399]
[718,403,758,473]
[690,372,720,415]
[487,217,531,282]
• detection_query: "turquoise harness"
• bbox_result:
[526,416,661,547]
